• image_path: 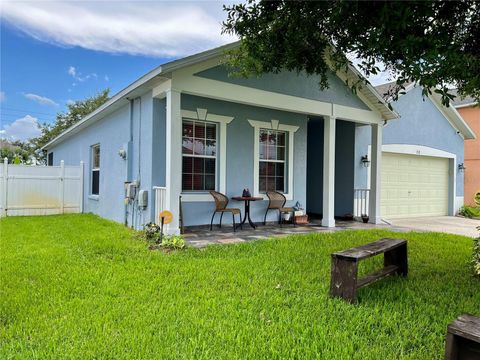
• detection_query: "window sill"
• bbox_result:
[181,193,213,202]
[88,195,100,201]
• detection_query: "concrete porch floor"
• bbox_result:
[183,219,400,248]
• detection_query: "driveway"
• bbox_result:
[387,216,479,238]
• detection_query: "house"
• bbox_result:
[355,82,476,219]
[43,43,400,233]
[453,93,479,206]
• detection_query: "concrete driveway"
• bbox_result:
[387,216,479,238]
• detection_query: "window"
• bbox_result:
[259,129,287,192]
[47,152,53,166]
[182,119,217,191]
[91,144,100,195]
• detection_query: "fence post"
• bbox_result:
[60,160,65,214]
[2,158,7,217]
[79,161,84,213]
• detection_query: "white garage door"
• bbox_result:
[381,152,449,218]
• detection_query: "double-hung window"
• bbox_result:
[91,144,100,195]
[182,119,217,191]
[259,129,287,193]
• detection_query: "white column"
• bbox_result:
[369,123,383,224]
[322,116,336,227]
[165,89,182,234]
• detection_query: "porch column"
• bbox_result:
[322,116,336,227]
[165,89,182,234]
[369,123,383,224]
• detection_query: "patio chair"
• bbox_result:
[263,191,296,227]
[209,191,242,232]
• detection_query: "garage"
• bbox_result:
[381,152,449,218]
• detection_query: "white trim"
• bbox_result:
[322,116,336,227]
[247,119,299,201]
[454,102,477,109]
[369,143,457,217]
[88,195,99,201]
[180,107,234,202]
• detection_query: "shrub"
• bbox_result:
[161,235,186,250]
[459,205,480,219]
[143,222,186,250]
[474,226,480,277]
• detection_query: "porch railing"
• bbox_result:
[153,186,167,225]
[354,188,370,218]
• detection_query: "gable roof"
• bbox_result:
[375,82,476,140]
[43,42,397,150]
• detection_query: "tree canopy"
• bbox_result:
[223,1,480,105]
[31,89,109,162]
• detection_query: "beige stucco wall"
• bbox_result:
[458,106,480,205]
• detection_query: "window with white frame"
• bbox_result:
[91,144,100,195]
[258,129,287,193]
[182,119,217,191]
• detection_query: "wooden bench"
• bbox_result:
[330,238,408,303]
[445,314,480,360]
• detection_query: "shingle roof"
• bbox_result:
[450,88,477,107]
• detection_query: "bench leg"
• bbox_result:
[384,243,408,276]
[444,332,457,360]
[330,257,358,304]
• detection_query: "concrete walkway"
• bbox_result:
[387,216,479,238]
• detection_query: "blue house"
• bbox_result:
[355,82,475,220]
[44,43,473,233]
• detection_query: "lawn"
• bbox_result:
[1,214,478,359]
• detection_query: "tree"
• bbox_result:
[31,89,109,162]
[0,139,34,164]
[223,1,480,106]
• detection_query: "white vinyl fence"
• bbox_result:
[0,159,84,217]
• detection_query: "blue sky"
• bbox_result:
[0,1,233,141]
[0,0,390,142]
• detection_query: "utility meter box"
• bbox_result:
[125,181,138,200]
[138,190,148,209]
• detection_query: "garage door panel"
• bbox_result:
[381,152,449,219]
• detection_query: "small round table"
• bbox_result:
[231,196,263,229]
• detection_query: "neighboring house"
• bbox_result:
[43,43,398,233]
[355,82,476,219]
[453,93,480,206]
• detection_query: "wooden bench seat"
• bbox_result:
[445,314,480,359]
[330,238,408,303]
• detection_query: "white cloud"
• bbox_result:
[104,75,109,82]
[24,93,58,106]
[1,1,236,58]
[0,91,5,102]
[68,66,76,77]
[0,115,41,141]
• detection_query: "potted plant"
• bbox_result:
[361,214,369,223]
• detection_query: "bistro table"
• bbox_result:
[231,196,263,229]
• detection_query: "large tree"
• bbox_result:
[31,89,109,162]
[223,1,480,105]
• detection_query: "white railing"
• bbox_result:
[354,188,370,218]
[153,186,167,225]
[0,159,84,217]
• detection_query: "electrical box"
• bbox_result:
[138,190,148,209]
[125,181,138,200]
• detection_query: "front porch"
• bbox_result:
[183,218,396,248]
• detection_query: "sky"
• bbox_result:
[0,0,390,142]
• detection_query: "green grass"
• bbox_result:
[1,214,479,359]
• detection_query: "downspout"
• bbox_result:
[124,98,134,226]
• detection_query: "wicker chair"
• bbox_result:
[264,191,296,227]
[209,191,242,232]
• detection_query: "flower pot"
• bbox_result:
[362,216,369,223]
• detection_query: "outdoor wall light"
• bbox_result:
[458,163,466,173]
[118,148,127,160]
[361,155,370,167]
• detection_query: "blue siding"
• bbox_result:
[307,118,355,217]
[177,94,308,226]
[355,87,464,196]
[49,91,158,227]
[195,65,369,110]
